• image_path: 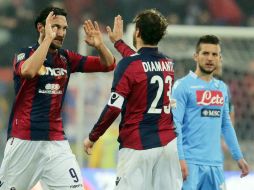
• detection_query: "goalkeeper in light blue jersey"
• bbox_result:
[172,35,249,190]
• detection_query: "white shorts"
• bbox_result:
[114,138,182,190]
[0,138,84,190]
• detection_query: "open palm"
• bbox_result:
[83,20,103,48]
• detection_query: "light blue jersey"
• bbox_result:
[172,71,243,166]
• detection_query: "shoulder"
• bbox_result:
[214,78,228,90]
[116,54,140,71]
[173,74,190,89]
[15,45,34,61]
[16,45,33,54]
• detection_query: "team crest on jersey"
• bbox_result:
[196,90,224,106]
[60,54,67,64]
[16,53,25,62]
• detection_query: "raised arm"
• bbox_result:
[20,12,56,79]
[107,15,136,57]
[83,20,114,67]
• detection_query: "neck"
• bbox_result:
[136,43,157,51]
[195,70,213,82]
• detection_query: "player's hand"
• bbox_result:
[180,160,188,181]
[83,20,103,49]
[237,158,249,178]
[106,15,123,43]
[45,11,57,41]
[83,137,95,155]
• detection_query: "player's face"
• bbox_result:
[42,15,68,50]
[194,44,221,75]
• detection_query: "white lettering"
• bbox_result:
[45,67,67,76]
[155,61,161,71]
[198,91,224,105]
[142,61,173,72]
[142,62,149,72]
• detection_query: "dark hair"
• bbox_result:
[34,6,67,29]
[133,9,168,45]
[196,35,221,53]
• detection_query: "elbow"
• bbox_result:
[21,67,36,79]
[106,62,116,71]
[105,58,116,71]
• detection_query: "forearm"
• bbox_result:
[114,39,136,57]
[96,43,115,67]
[21,37,52,78]
[89,105,121,142]
[174,120,185,160]
[222,123,243,160]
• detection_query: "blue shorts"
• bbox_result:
[182,163,226,190]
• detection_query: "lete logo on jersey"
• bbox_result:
[196,90,224,106]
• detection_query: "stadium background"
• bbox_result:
[0,0,254,189]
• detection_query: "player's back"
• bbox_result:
[113,47,176,150]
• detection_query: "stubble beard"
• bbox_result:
[199,64,216,75]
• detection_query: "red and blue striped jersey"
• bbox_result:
[89,41,176,150]
[8,43,115,140]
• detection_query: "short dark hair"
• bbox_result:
[133,9,168,45]
[196,35,221,53]
[34,6,67,29]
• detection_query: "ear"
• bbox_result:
[135,28,141,37]
[37,23,44,33]
[220,54,223,62]
[193,53,198,62]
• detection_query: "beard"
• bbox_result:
[50,39,63,50]
[199,64,216,75]
[50,42,59,50]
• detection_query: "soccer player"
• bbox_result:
[0,6,115,189]
[172,35,249,190]
[84,9,182,190]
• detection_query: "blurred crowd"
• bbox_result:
[1,0,254,66]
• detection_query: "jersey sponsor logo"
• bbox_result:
[196,90,224,106]
[38,83,62,94]
[201,108,221,117]
[108,92,124,109]
[46,67,67,77]
[16,53,25,62]
[142,61,173,72]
